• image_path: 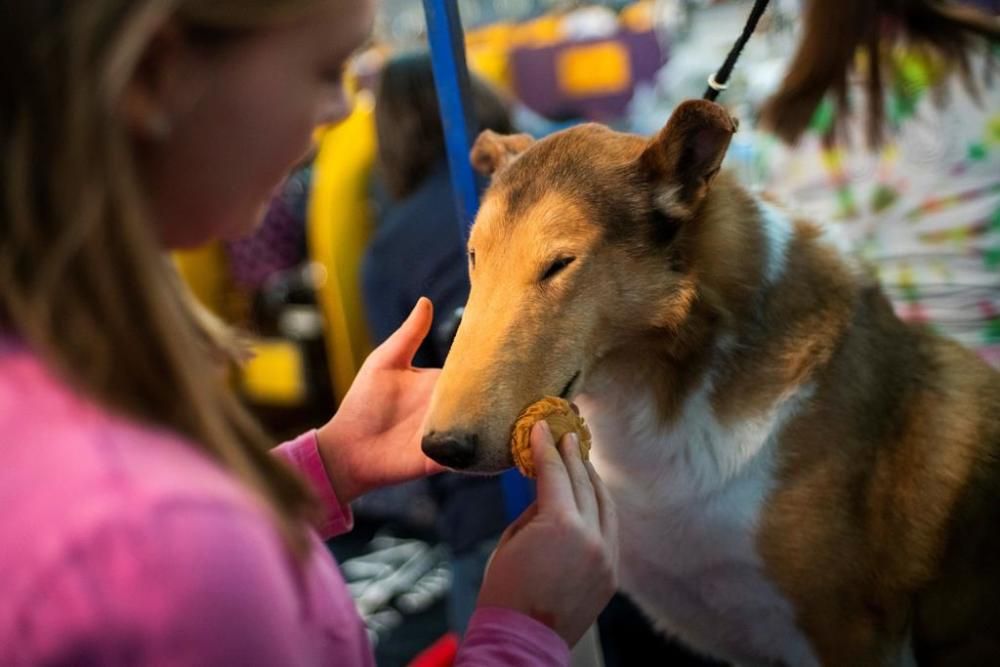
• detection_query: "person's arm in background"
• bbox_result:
[361,164,473,370]
[360,253,414,354]
[361,239,443,370]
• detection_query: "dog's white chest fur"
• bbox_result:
[578,372,819,667]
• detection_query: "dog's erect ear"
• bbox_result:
[639,100,738,220]
[470,130,535,176]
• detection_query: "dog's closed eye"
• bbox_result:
[540,256,576,282]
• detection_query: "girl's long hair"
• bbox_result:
[1,0,328,550]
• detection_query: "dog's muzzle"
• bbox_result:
[421,431,478,469]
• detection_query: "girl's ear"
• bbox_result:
[120,20,209,141]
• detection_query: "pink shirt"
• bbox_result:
[0,344,569,666]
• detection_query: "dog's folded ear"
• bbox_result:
[470,130,535,176]
[639,100,738,220]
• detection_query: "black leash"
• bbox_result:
[703,0,772,102]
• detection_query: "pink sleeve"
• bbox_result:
[274,430,354,539]
[456,607,570,667]
[16,501,372,667]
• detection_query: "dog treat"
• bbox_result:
[510,396,592,478]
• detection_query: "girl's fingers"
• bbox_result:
[560,433,599,526]
[532,421,576,514]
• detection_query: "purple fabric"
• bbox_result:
[224,173,308,291]
[510,29,665,122]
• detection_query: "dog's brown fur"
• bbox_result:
[422,100,1000,665]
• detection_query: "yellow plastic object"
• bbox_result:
[240,339,307,406]
[468,45,513,93]
[172,243,230,317]
[465,23,515,94]
[557,41,632,97]
[308,95,376,404]
[510,15,564,47]
[621,1,655,33]
[466,23,513,50]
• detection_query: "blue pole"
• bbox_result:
[421,0,482,234]
[421,0,534,520]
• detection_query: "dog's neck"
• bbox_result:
[579,177,861,492]
[655,176,859,411]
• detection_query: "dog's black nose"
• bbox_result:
[422,432,478,469]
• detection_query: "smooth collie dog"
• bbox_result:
[421,100,1000,666]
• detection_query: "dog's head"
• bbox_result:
[421,100,738,473]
